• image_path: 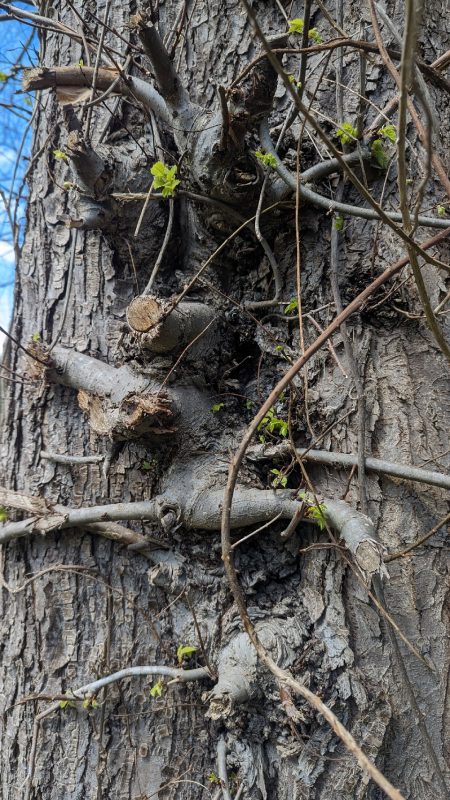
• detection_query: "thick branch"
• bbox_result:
[206,631,257,719]
[23,66,172,125]
[65,129,109,198]
[0,484,384,578]
[0,487,165,549]
[36,345,177,437]
[126,296,217,353]
[130,12,194,127]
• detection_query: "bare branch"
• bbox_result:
[259,122,450,230]
[23,66,172,125]
[249,444,450,492]
[40,451,105,465]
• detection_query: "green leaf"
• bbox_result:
[78,58,84,67]
[245,399,254,410]
[307,503,327,530]
[334,215,344,231]
[437,205,446,217]
[150,161,180,198]
[284,297,298,315]
[336,122,358,145]
[208,772,220,784]
[299,492,327,529]
[177,644,197,663]
[379,124,396,143]
[371,139,389,169]
[53,149,69,162]
[270,469,287,488]
[149,679,164,698]
[141,460,153,471]
[211,402,224,413]
[308,28,322,43]
[0,507,8,522]
[31,332,41,342]
[150,161,167,179]
[0,71,8,82]
[23,96,33,107]
[288,18,304,34]
[63,181,74,189]
[59,692,77,710]
[275,345,284,352]
[255,150,278,169]
[82,695,99,709]
[258,407,288,438]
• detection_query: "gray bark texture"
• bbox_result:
[0,1,449,799]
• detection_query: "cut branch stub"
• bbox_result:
[126,296,217,354]
[36,345,178,439]
[62,127,113,229]
[77,389,176,439]
[65,130,110,199]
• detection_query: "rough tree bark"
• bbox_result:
[0,1,449,799]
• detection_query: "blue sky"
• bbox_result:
[0,9,37,348]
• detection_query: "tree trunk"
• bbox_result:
[1,2,449,799]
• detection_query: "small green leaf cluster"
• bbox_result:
[82,695,99,710]
[371,138,389,169]
[437,205,446,217]
[288,19,322,42]
[334,215,344,231]
[150,161,180,198]
[335,122,358,146]
[53,149,69,162]
[141,458,157,471]
[0,71,9,82]
[59,691,77,710]
[308,28,322,43]
[370,124,397,169]
[284,297,298,315]
[211,402,225,413]
[255,149,278,169]
[208,772,220,785]
[270,468,288,489]
[0,507,8,522]
[299,492,327,530]
[177,644,197,663]
[378,124,396,143]
[149,679,164,698]
[258,408,288,441]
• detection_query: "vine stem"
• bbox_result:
[222,9,450,774]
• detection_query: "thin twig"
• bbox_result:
[142,198,175,293]
[217,738,232,800]
[385,512,450,561]
[40,450,105,465]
